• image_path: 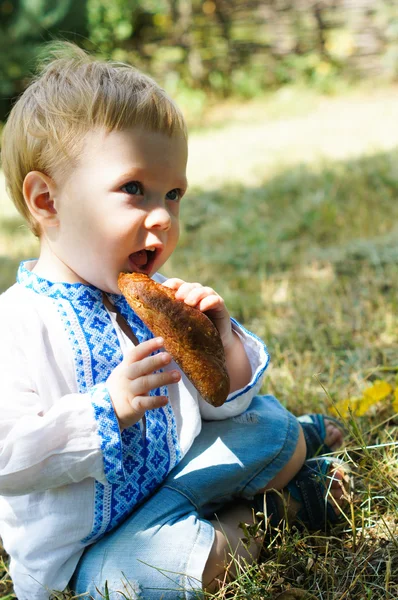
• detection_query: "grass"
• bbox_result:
[0,84,398,598]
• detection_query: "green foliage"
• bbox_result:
[231,66,266,99]
[0,0,87,119]
[87,0,135,50]
[274,53,344,93]
[1,1,398,121]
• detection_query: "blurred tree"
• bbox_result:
[87,0,134,52]
[0,0,88,119]
[0,0,397,123]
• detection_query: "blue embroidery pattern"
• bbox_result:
[89,384,125,484]
[17,262,181,543]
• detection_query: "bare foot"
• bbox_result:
[324,420,344,452]
[325,463,347,511]
[275,462,349,523]
[299,414,345,459]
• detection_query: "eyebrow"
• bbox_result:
[115,168,188,190]
[114,168,147,185]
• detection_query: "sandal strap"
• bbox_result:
[252,492,281,529]
[287,459,337,530]
[298,414,327,458]
[298,413,345,459]
[251,457,346,533]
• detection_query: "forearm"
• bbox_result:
[0,391,106,495]
[224,330,252,393]
[199,319,270,420]
[0,411,101,494]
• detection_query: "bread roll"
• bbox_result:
[118,272,230,407]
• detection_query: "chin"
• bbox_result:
[111,281,123,295]
[147,266,158,278]
[98,278,120,295]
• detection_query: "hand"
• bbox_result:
[163,278,252,393]
[106,337,181,430]
[162,278,234,350]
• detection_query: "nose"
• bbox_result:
[144,205,172,231]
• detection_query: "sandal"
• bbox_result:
[253,457,351,532]
[298,414,346,459]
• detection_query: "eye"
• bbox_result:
[165,189,181,202]
[121,181,143,196]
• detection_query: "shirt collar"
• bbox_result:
[17,260,104,303]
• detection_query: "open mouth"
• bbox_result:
[128,247,157,273]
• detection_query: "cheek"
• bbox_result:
[97,217,142,254]
[165,225,180,256]
[58,199,93,241]
[93,209,133,236]
[175,217,181,238]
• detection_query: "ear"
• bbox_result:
[23,171,59,229]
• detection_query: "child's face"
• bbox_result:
[47,127,188,293]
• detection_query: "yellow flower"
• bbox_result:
[356,380,392,415]
[363,380,392,402]
[330,397,361,418]
[332,381,393,418]
[356,396,378,416]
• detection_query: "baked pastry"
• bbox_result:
[118,272,230,407]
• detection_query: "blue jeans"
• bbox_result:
[71,395,300,599]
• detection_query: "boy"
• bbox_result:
[0,42,346,599]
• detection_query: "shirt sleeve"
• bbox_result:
[0,303,126,496]
[198,318,270,420]
[0,394,106,496]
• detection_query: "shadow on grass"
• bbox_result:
[165,147,398,321]
[0,149,397,600]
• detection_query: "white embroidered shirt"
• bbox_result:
[0,261,269,600]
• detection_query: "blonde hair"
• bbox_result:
[1,42,187,236]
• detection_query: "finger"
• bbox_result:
[130,394,169,415]
[328,467,345,488]
[130,369,181,398]
[328,432,341,448]
[330,474,344,488]
[326,424,343,449]
[124,337,164,364]
[125,351,172,380]
[182,286,217,307]
[161,278,185,290]
[197,294,225,313]
[174,282,202,300]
